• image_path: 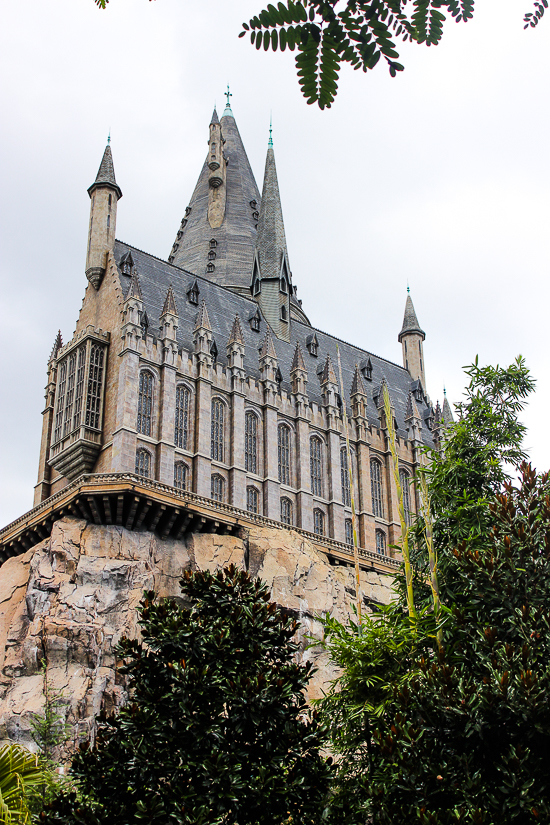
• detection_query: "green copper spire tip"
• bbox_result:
[444,386,447,396]
[407,281,410,294]
[268,114,273,147]
[107,131,111,145]
[223,84,233,116]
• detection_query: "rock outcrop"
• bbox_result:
[0,518,393,752]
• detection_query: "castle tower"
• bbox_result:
[252,131,292,342]
[398,290,426,389]
[85,142,122,290]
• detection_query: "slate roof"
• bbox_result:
[114,239,435,445]
[255,145,289,282]
[170,113,261,290]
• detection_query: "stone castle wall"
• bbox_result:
[0,518,393,753]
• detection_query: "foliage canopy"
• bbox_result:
[43,564,332,825]
[94,0,547,108]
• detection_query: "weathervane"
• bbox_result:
[225,85,232,108]
[269,114,273,146]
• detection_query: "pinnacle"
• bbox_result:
[259,327,277,359]
[161,284,178,317]
[210,107,219,125]
[126,271,143,301]
[321,354,337,385]
[290,342,307,373]
[350,364,366,396]
[194,299,212,332]
[443,395,454,425]
[49,330,63,362]
[434,401,442,425]
[405,391,421,421]
[88,143,122,200]
[398,293,425,342]
[228,314,245,346]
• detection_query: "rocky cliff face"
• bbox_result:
[0,518,393,752]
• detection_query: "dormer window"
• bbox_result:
[280,278,287,294]
[119,251,134,276]
[249,311,261,332]
[209,239,217,248]
[187,280,200,306]
[254,279,261,296]
[250,199,257,209]
[207,262,215,273]
[280,305,287,321]
[361,357,373,381]
[252,210,259,220]
[185,206,192,217]
[208,250,216,261]
[306,334,319,357]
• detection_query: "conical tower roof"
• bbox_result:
[398,293,425,341]
[88,143,122,199]
[170,107,261,289]
[254,144,289,282]
[443,394,454,426]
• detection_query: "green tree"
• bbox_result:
[42,565,332,825]
[0,743,46,824]
[95,0,547,108]
[320,358,550,824]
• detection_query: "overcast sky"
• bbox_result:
[0,0,548,528]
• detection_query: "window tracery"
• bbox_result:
[211,399,224,462]
[135,448,151,478]
[137,371,153,436]
[245,412,258,474]
[370,458,384,518]
[175,385,190,450]
[280,497,293,525]
[278,424,291,485]
[310,437,323,497]
[174,461,189,490]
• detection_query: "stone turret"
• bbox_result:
[252,135,291,343]
[159,285,179,365]
[259,327,279,404]
[193,300,213,377]
[121,272,144,351]
[398,291,426,388]
[405,390,423,444]
[320,354,339,428]
[290,342,308,417]
[350,364,368,422]
[207,108,227,229]
[226,315,246,389]
[86,142,122,290]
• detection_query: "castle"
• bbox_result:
[0,98,452,570]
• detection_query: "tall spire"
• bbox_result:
[398,290,427,389]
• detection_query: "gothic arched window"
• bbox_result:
[370,459,384,518]
[211,399,224,462]
[137,371,154,436]
[247,486,259,514]
[400,469,411,525]
[280,497,293,525]
[245,412,258,474]
[175,385,190,450]
[310,437,323,497]
[53,359,67,444]
[211,474,224,502]
[174,461,189,491]
[341,446,351,507]
[135,448,151,478]
[86,344,105,430]
[345,518,353,546]
[313,509,325,536]
[278,424,291,485]
[376,529,386,556]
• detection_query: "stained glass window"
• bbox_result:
[211,399,224,462]
[341,446,351,507]
[135,448,151,478]
[247,486,259,514]
[310,437,323,497]
[278,424,291,485]
[313,509,325,536]
[345,519,353,546]
[281,497,292,525]
[175,386,190,449]
[400,469,411,526]
[211,474,224,502]
[376,530,386,555]
[245,412,257,474]
[371,459,384,518]
[174,462,188,490]
[137,371,153,436]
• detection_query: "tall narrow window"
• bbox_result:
[85,344,105,429]
[245,412,257,474]
[281,497,293,525]
[211,474,224,502]
[106,215,110,229]
[211,399,224,462]
[371,459,384,518]
[247,487,259,514]
[175,385,190,449]
[310,437,323,497]
[137,371,153,436]
[278,424,291,485]
[313,509,325,536]
[345,519,353,546]
[135,448,151,478]
[53,360,67,444]
[341,446,351,507]
[174,462,188,490]
[400,469,411,525]
[72,345,86,430]
[376,529,386,555]
[62,352,77,437]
